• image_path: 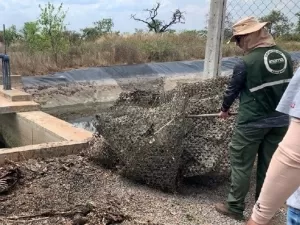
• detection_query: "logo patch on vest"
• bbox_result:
[264,49,287,74]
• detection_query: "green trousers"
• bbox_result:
[226,125,288,215]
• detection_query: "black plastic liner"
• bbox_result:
[22,52,300,87]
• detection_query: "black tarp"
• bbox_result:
[22,52,300,87]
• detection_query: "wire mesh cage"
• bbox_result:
[226,0,300,39]
[94,78,190,192]
[93,75,239,192]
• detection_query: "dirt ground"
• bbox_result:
[0,152,286,225]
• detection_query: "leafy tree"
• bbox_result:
[81,18,115,40]
[38,2,68,63]
[81,27,99,40]
[131,2,185,33]
[260,10,292,37]
[1,25,21,47]
[21,21,44,52]
[94,18,114,34]
[64,30,82,45]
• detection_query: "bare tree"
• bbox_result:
[131,2,185,33]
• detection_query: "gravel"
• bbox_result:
[0,141,286,225]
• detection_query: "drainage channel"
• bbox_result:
[0,111,93,166]
[70,116,96,133]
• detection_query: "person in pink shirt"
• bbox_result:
[246,66,300,225]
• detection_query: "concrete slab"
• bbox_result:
[0,75,22,87]
[0,110,94,166]
[0,140,90,165]
[0,86,32,101]
[0,96,40,114]
[17,111,93,141]
[0,113,63,147]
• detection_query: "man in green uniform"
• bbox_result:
[215,17,294,220]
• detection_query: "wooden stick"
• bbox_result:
[186,112,238,118]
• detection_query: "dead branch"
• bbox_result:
[0,217,49,224]
[130,14,155,32]
[2,210,81,220]
[131,2,185,33]
[1,203,95,221]
[145,2,160,32]
[159,9,185,32]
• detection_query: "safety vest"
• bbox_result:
[237,46,294,125]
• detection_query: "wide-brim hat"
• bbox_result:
[228,16,270,43]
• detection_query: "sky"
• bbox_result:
[0,0,298,33]
[0,0,210,33]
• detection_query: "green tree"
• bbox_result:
[94,18,114,34]
[64,30,82,45]
[38,2,68,63]
[2,25,21,47]
[81,27,99,40]
[260,10,292,37]
[131,2,185,33]
[81,18,115,40]
[21,21,44,52]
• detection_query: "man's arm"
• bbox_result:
[221,60,247,112]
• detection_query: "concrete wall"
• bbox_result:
[0,111,93,148]
[0,113,64,147]
[0,140,91,165]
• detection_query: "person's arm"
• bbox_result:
[219,59,246,119]
[221,60,247,112]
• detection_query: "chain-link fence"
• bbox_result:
[203,0,300,77]
[226,0,300,39]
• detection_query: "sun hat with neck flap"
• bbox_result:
[228,16,270,44]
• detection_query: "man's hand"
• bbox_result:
[219,110,230,119]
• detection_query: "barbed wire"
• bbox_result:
[226,0,300,38]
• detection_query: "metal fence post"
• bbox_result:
[203,0,227,78]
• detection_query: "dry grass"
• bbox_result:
[4,33,300,76]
